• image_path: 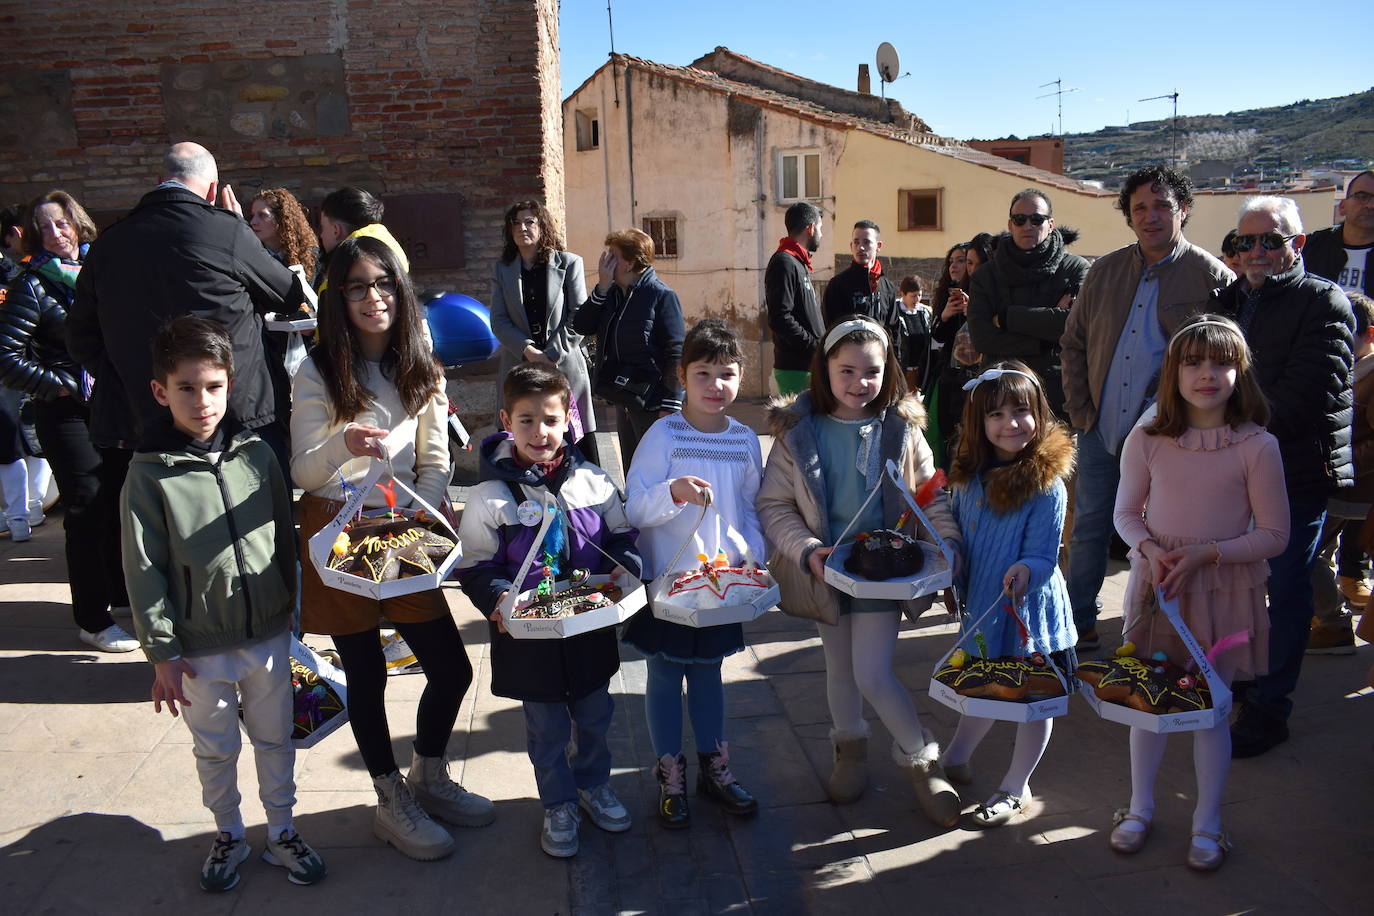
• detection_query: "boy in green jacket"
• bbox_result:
[122,316,325,892]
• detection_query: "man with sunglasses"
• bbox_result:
[1060,165,1233,651]
[968,188,1088,421]
[1214,196,1355,759]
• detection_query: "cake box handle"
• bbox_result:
[1155,587,1230,708]
[660,488,713,583]
[936,591,1070,693]
[497,490,557,618]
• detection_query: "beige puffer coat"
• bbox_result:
[757,391,960,625]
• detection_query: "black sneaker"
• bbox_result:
[1231,705,1289,759]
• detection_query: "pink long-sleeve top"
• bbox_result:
[1114,422,1290,564]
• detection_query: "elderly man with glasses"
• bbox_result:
[1215,195,1356,759]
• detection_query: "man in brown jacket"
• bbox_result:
[1059,165,1233,648]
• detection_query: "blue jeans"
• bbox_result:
[1251,498,1326,722]
[523,686,614,809]
[644,656,725,758]
[1066,425,1121,633]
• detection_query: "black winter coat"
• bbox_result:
[765,248,824,371]
[1213,262,1355,499]
[67,186,303,447]
[573,266,684,412]
[1303,225,1372,297]
[822,261,898,329]
[967,228,1089,418]
[0,266,82,401]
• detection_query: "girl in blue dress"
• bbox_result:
[941,361,1075,827]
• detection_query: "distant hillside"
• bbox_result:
[1052,88,1374,184]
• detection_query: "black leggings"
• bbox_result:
[331,615,473,778]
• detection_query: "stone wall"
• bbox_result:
[0,0,563,301]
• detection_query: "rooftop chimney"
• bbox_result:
[857,64,871,95]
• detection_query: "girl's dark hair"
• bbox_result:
[950,360,1060,484]
[315,235,441,423]
[807,315,905,415]
[1147,314,1268,437]
[152,315,234,383]
[502,362,570,413]
[681,318,745,367]
[320,187,384,233]
[500,199,563,266]
[933,244,967,308]
[24,189,97,255]
[251,187,317,278]
[966,232,996,268]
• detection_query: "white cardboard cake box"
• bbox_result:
[927,594,1071,723]
[501,574,647,639]
[646,498,779,627]
[822,460,953,601]
[1075,589,1232,734]
[265,313,318,333]
[495,490,645,640]
[307,460,462,600]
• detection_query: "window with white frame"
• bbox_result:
[777,149,821,201]
[642,216,679,258]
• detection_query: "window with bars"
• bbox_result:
[898,189,942,231]
[642,216,679,258]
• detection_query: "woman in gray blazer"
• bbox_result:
[490,199,597,462]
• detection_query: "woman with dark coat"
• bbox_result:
[573,227,685,467]
[0,190,134,652]
[490,199,598,463]
[967,190,1089,420]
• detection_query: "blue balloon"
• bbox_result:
[426,292,499,366]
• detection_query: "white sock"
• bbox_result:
[1124,727,1169,831]
[216,818,246,840]
[1191,712,1232,851]
[941,715,995,767]
[999,718,1053,799]
[268,819,295,839]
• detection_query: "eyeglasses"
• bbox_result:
[1233,232,1297,253]
[342,276,397,301]
[1010,213,1051,227]
[1347,191,1374,206]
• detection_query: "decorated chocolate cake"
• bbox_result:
[1076,650,1213,714]
[289,656,345,741]
[934,650,1065,702]
[327,513,456,583]
[512,578,624,619]
[843,528,926,580]
[666,551,770,609]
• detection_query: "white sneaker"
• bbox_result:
[7,519,30,542]
[540,802,580,858]
[577,783,631,832]
[381,630,422,675]
[79,624,139,653]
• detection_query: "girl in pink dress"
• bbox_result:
[1109,314,1289,872]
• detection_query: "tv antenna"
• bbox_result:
[875,42,907,102]
[1139,90,1181,162]
[1036,79,1080,136]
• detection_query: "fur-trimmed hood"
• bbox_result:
[950,423,1075,514]
[765,390,929,438]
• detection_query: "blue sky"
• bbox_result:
[559,1,1366,140]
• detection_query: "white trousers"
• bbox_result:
[179,630,296,832]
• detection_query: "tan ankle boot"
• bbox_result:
[827,726,869,804]
[893,732,961,828]
[372,771,455,861]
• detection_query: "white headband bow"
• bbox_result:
[823,318,889,354]
[962,367,1040,392]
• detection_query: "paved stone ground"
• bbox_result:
[2,405,1371,914]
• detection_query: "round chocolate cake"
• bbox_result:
[843,529,925,580]
[327,515,456,583]
[512,581,624,619]
[934,652,1065,701]
[1075,656,1213,714]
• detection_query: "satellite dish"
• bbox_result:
[876,42,900,83]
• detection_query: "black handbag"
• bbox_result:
[594,371,654,410]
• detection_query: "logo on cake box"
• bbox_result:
[495,490,646,640]
[1075,589,1232,734]
[928,594,1071,723]
[647,497,779,628]
[307,460,462,600]
[822,460,953,601]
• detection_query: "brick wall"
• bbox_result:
[0,0,562,300]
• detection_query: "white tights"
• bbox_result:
[1122,662,1235,848]
[818,611,926,753]
[942,716,1053,799]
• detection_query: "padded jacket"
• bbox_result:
[1213,262,1355,499]
[68,185,303,447]
[573,266,685,412]
[1304,225,1373,297]
[0,264,83,401]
